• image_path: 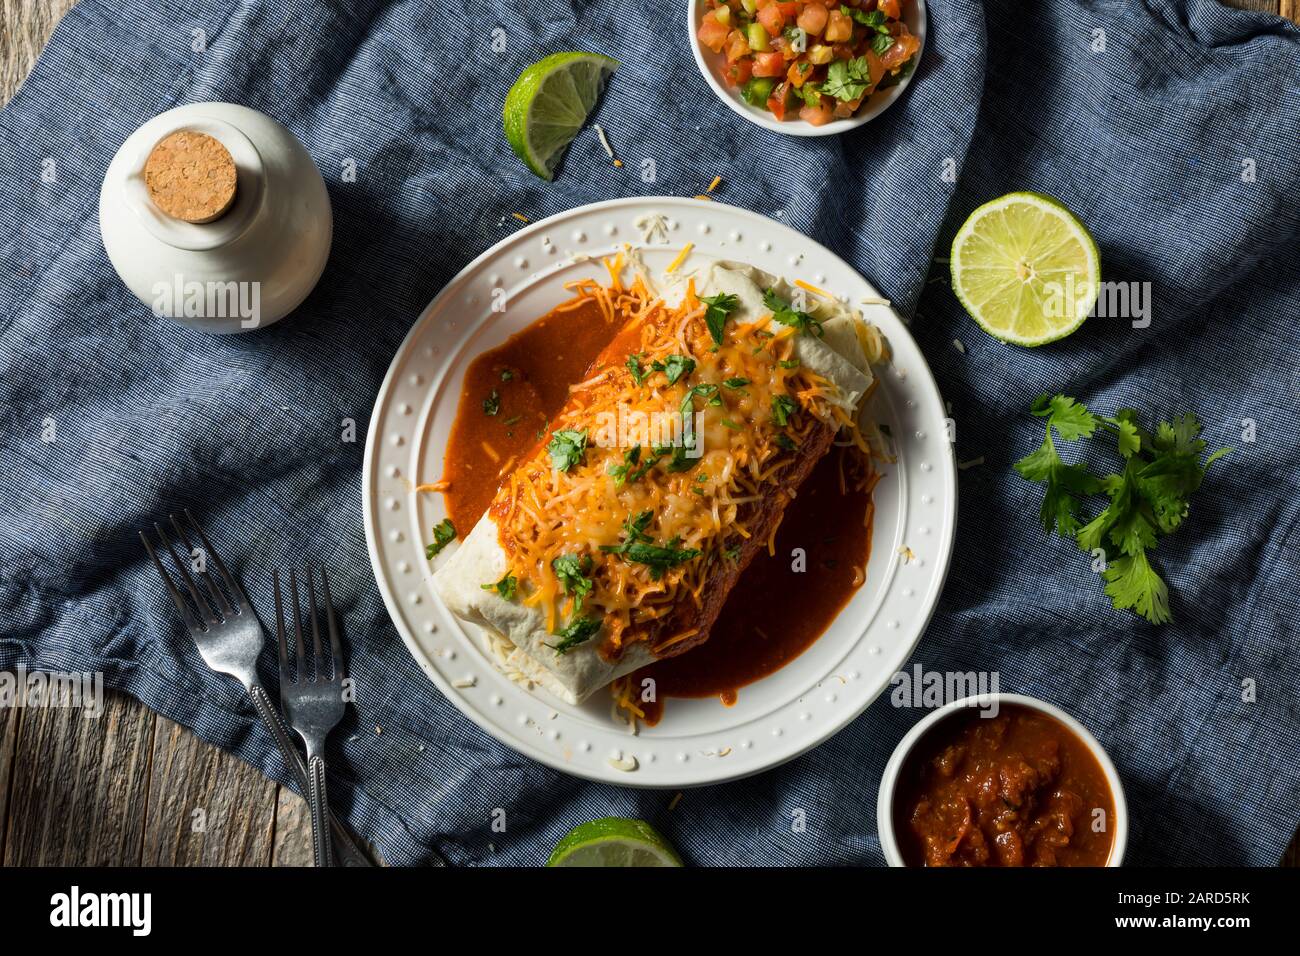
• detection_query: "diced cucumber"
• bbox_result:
[741,0,758,13]
[741,77,776,107]
[747,22,770,52]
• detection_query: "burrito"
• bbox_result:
[433,260,884,705]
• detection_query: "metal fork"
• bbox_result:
[273,566,347,868]
[140,511,372,866]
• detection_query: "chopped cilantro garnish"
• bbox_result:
[626,353,647,386]
[599,510,701,580]
[779,359,800,369]
[723,377,751,389]
[771,394,798,427]
[551,553,594,612]
[482,390,500,416]
[1015,393,1231,625]
[700,293,740,347]
[681,382,721,416]
[547,429,588,472]
[547,616,601,654]
[763,289,824,336]
[721,418,742,431]
[775,433,797,451]
[500,368,514,382]
[822,56,873,103]
[480,573,517,601]
[425,519,456,559]
[652,354,696,385]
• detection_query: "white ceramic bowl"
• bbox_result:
[687,0,927,137]
[876,693,1129,866]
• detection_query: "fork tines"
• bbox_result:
[140,509,248,631]
[273,566,345,685]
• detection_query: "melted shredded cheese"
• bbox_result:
[486,262,878,664]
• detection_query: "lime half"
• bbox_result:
[546,817,683,867]
[504,52,618,181]
[950,192,1101,346]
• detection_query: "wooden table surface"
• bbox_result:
[2,0,1296,867]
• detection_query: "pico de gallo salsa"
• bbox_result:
[697,0,921,125]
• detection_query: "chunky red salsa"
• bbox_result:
[893,704,1116,867]
[697,0,921,125]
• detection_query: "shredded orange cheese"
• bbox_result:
[664,243,694,275]
[484,262,876,664]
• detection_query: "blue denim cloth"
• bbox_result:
[1,0,1297,866]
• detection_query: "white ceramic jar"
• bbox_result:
[99,102,332,334]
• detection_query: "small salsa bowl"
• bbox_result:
[687,0,927,137]
[876,693,1129,867]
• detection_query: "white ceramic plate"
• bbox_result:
[362,196,956,787]
[687,0,927,137]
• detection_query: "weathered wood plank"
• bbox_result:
[271,788,315,867]
[0,705,17,862]
[3,688,154,866]
[141,716,278,866]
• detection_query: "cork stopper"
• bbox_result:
[144,130,238,223]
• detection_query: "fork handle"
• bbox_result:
[306,754,334,867]
[248,684,371,867]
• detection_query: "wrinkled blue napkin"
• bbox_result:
[1,0,1297,866]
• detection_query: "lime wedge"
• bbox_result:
[950,192,1101,346]
[504,52,618,181]
[546,817,684,867]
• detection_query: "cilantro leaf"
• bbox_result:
[700,293,739,347]
[547,429,588,472]
[822,57,872,102]
[652,354,696,385]
[546,616,602,654]
[763,289,824,336]
[482,390,500,416]
[551,553,594,612]
[626,353,647,386]
[771,393,798,428]
[1102,551,1171,625]
[425,519,457,559]
[480,573,517,601]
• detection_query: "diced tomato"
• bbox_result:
[864,48,886,88]
[697,12,730,53]
[879,0,902,18]
[751,51,787,77]
[758,3,786,36]
[787,60,812,87]
[799,100,834,126]
[725,29,751,63]
[767,82,792,121]
[726,57,754,86]
[824,9,853,42]
[777,1,800,17]
[797,2,829,36]
[881,29,920,70]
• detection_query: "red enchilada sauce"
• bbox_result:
[894,704,1116,867]
[441,296,873,720]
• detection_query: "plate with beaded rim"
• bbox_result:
[362,196,956,787]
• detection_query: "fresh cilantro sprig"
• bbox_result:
[425,519,457,559]
[480,573,518,601]
[1015,394,1230,625]
[547,615,601,655]
[700,293,739,347]
[763,289,824,337]
[599,509,702,580]
[551,553,594,612]
[652,354,696,385]
[547,429,588,471]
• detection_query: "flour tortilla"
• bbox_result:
[433,262,877,705]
